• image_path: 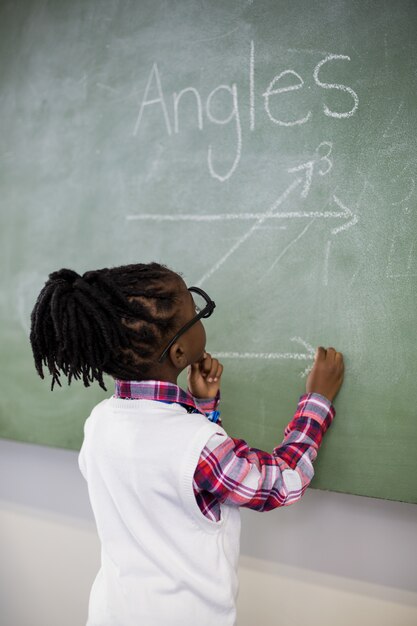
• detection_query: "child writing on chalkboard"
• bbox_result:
[30,262,344,626]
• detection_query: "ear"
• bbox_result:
[168,341,188,370]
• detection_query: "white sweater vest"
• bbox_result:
[79,397,241,626]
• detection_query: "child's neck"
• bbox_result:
[141,364,181,386]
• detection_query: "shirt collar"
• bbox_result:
[113,379,204,415]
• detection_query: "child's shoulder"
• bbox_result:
[88,397,111,417]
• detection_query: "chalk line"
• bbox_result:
[265,218,316,276]
[287,47,334,57]
[214,337,315,377]
[195,177,302,286]
[287,160,314,197]
[386,208,417,278]
[331,196,359,235]
[126,202,354,223]
[382,101,404,139]
[250,40,255,131]
[407,239,415,271]
[96,83,119,94]
[215,351,309,360]
[254,225,288,231]
[324,239,332,286]
[214,337,315,361]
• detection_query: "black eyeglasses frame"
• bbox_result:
[157,286,216,363]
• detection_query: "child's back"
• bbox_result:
[79,397,239,625]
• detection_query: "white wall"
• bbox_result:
[1,438,416,626]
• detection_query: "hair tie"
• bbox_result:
[48,268,81,286]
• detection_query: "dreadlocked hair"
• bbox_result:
[30,263,183,391]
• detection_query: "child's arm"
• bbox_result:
[193,347,343,511]
[194,392,333,510]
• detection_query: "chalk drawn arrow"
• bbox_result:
[213,337,315,378]
[126,194,359,233]
[322,196,360,286]
[330,195,359,235]
[126,178,359,287]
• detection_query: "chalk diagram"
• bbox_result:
[127,141,360,376]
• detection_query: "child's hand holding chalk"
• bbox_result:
[306,346,344,403]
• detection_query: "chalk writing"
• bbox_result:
[133,42,359,181]
[206,84,242,181]
[313,54,359,118]
[263,70,312,126]
[133,62,172,136]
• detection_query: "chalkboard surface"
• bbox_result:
[1,0,416,503]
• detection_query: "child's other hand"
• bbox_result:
[187,352,223,399]
[306,347,344,403]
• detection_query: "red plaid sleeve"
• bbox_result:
[191,390,221,415]
[193,393,335,521]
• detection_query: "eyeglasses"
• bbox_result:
[157,286,216,363]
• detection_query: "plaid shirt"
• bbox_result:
[114,380,335,522]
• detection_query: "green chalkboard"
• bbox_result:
[1,0,416,503]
